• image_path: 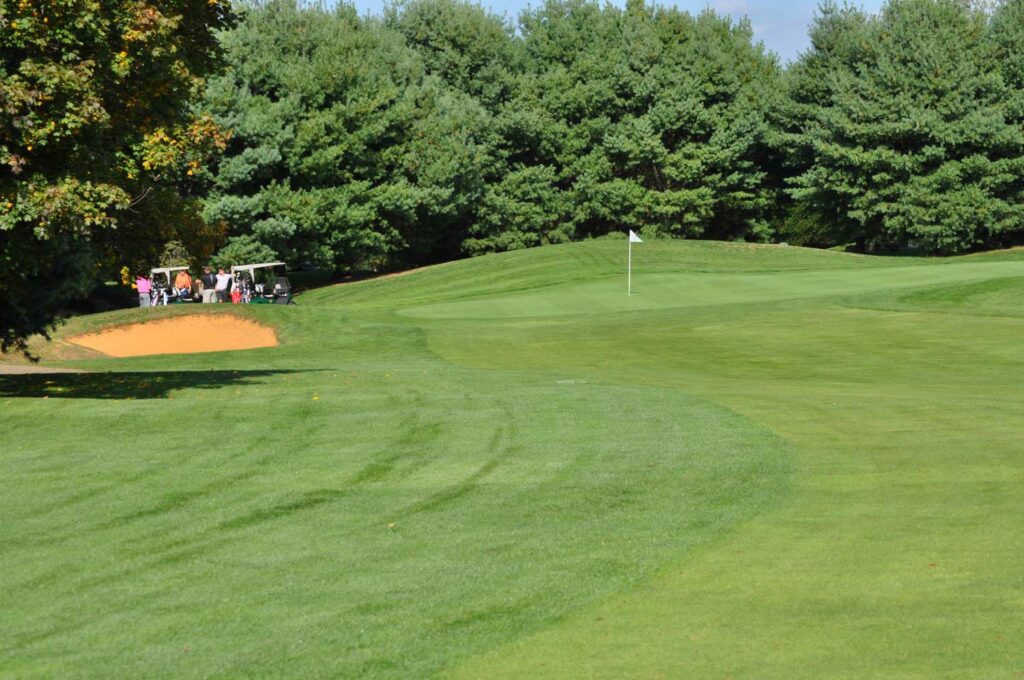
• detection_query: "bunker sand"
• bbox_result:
[69,314,278,357]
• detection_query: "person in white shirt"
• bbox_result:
[214,268,233,303]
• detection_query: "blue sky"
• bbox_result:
[346,0,887,64]
[684,1,886,62]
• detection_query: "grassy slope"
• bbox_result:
[3,240,1024,678]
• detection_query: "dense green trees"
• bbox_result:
[1,0,233,352]
[509,1,781,244]
[202,1,493,270]
[786,0,1024,253]
[203,0,1024,270]
[203,0,782,268]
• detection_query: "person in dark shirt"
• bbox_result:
[200,266,218,303]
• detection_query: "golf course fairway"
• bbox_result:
[2,239,1023,678]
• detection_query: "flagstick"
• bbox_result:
[628,238,632,297]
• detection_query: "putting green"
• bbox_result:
[404,261,1024,319]
[2,240,1023,678]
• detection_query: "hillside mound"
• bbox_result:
[69,314,277,357]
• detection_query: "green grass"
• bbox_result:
[2,240,1024,678]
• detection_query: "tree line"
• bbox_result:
[203,0,1024,271]
[2,0,1024,352]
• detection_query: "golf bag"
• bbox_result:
[151,281,170,306]
[236,273,254,304]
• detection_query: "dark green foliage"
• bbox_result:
[202,1,492,271]
[205,0,781,269]
[204,0,1022,265]
[210,235,279,269]
[992,0,1024,98]
[385,0,523,107]
[990,0,1024,213]
[0,0,233,353]
[0,229,97,354]
[158,240,192,268]
[465,165,569,254]
[787,0,1024,254]
[513,2,781,243]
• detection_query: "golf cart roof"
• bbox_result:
[150,266,189,276]
[230,262,286,273]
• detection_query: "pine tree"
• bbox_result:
[788,0,1024,253]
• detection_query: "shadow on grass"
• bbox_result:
[0,369,315,400]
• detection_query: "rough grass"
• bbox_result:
[2,240,1024,678]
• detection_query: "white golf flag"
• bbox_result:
[627,231,642,296]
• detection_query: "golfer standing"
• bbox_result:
[200,266,218,303]
[136,274,152,308]
[215,268,233,303]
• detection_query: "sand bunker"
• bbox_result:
[70,314,278,358]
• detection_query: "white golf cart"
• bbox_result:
[149,266,196,305]
[230,262,294,304]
